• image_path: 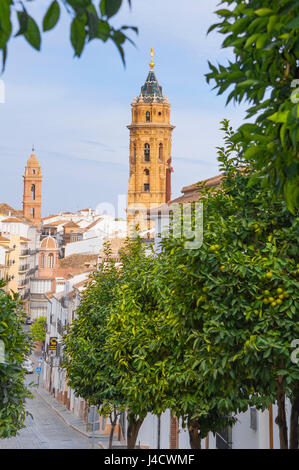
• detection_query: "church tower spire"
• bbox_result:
[127,50,175,235]
[23,149,42,230]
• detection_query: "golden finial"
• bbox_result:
[149,47,155,69]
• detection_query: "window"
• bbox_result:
[144,183,150,192]
[144,143,150,162]
[216,427,232,449]
[30,208,35,218]
[159,143,163,162]
[31,184,35,200]
[250,407,258,431]
[132,143,136,163]
[144,169,150,176]
[32,169,36,174]
[41,254,45,268]
[146,111,151,122]
[48,253,54,268]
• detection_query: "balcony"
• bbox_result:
[19,264,30,273]
[20,290,30,300]
[20,249,30,257]
[28,266,38,276]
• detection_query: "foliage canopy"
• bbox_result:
[206,0,299,212]
[0,281,32,438]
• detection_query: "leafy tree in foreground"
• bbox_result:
[105,237,236,449]
[105,238,175,448]
[0,281,32,438]
[30,315,47,343]
[206,0,299,212]
[103,119,298,448]
[159,120,299,449]
[0,0,137,70]
[63,245,126,448]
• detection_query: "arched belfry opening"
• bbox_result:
[31,184,35,200]
[144,143,150,162]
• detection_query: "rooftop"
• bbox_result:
[40,236,58,250]
[27,153,40,167]
[1,217,25,223]
[138,69,164,103]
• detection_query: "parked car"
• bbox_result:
[25,317,33,325]
[22,359,34,374]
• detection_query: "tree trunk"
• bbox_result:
[188,419,201,449]
[290,396,299,449]
[275,376,288,449]
[109,411,118,449]
[127,413,143,449]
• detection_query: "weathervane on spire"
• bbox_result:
[149,47,155,69]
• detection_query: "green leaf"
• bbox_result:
[15,10,29,38]
[268,110,289,124]
[100,0,122,18]
[254,9,273,17]
[71,17,86,57]
[43,1,60,32]
[0,0,12,47]
[256,34,268,49]
[286,17,299,29]
[20,14,41,51]
[86,9,99,40]
[244,33,259,48]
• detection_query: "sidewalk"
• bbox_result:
[30,385,126,449]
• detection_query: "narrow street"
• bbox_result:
[0,378,99,449]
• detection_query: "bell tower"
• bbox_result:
[127,50,175,235]
[23,148,42,230]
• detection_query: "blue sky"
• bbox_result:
[0,0,248,217]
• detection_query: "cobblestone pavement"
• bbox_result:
[0,380,99,449]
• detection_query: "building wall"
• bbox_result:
[65,237,104,257]
[127,98,174,234]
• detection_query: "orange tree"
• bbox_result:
[30,315,47,343]
[104,238,173,449]
[206,0,299,212]
[157,120,299,449]
[105,238,237,449]
[62,247,126,448]
[104,121,298,449]
[0,281,32,438]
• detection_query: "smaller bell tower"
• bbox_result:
[23,148,42,230]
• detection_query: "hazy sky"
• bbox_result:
[0,0,248,217]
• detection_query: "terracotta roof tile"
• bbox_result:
[43,220,68,227]
[1,217,25,223]
[41,214,59,221]
[64,220,80,228]
[85,218,103,230]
